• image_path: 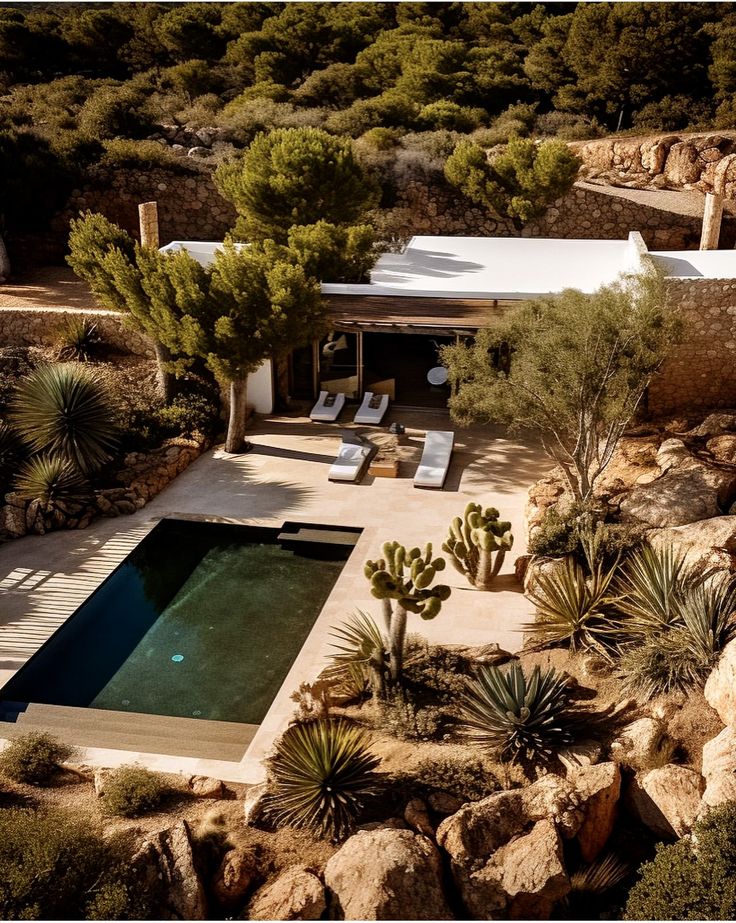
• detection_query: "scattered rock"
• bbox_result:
[428,791,464,816]
[187,775,225,799]
[690,413,736,438]
[404,797,435,837]
[626,764,704,838]
[701,725,736,810]
[610,718,675,771]
[212,845,258,911]
[247,865,326,921]
[148,820,208,920]
[93,768,111,797]
[705,638,736,725]
[707,434,736,464]
[451,642,514,667]
[649,516,736,575]
[243,782,269,826]
[324,828,452,920]
[571,762,621,862]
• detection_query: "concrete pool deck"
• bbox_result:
[0,410,550,782]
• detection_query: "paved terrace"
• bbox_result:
[0,411,549,782]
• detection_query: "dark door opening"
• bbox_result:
[363,332,452,408]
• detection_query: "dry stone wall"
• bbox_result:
[0,307,153,358]
[649,278,736,416]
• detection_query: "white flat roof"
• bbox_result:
[650,250,736,278]
[323,235,635,299]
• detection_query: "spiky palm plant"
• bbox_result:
[462,662,578,763]
[328,610,388,696]
[615,543,698,635]
[55,316,101,362]
[526,556,619,658]
[10,364,118,475]
[14,454,92,505]
[267,719,380,841]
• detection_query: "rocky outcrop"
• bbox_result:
[619,439,736,527]
[324,828,452,921]
[610,718,675,771]
[705,639,736,725]
[701,725,736,810]
[571,762,621,862]
[247,866,326,921]
[243,782,270,826]
[626,765,704,838]
[650,516,736,574]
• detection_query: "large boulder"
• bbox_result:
[610,718,675,771]
[705,639,736,725]
[148,821,207,920]
[649,517,736,575]
[689,413,736,438]
[701,726,736,811]
[571,762,621,862]
[324,828,452,920]
[626,765,704,838]
[247,866,326,921]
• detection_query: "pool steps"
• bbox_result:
[0,702,256,761]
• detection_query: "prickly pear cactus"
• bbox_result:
[364,541,451,620]
[442,502,513,590]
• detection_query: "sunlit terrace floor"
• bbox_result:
[0,409,550,781]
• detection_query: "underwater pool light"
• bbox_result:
[171,654,184,663]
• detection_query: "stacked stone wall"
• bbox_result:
[0,307,153,358]
[649,278,736,416]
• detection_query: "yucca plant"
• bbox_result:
[558,852,632,914]
[55,316,101,362]
[615,543,698,636]
[14,454,92,505]
[679,577,736,663]
[10,364,119,474]
[617,633,700,699]
[327,610,388,696]
[462,662,578,763]
[0,420,24,492]
[526,556,619,658]
[266,719,380,842]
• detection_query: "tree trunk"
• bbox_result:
[388,605,408,683]
[0,233,10,282]
[152,341,175,404]
[225,376,249,453]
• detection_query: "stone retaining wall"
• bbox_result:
[649,278,736,416]
[0,307,153,358]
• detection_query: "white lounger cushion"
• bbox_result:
[414,430,454,489]
[354,392,390,425]
[310,390,346,422]
[328,442,372,482]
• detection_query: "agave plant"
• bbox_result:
[10,363,119,474]
[266,719,380,841]
[526,556,619,658]
[462,662,578,763]
[55,316,100,362]
[327,610,388,696]
[615,543,699,636]
[14,453,92,505]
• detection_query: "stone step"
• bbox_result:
[1,703,256,762]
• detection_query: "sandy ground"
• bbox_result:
[0,266,99,310]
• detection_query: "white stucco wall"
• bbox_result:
[248,360,274,414]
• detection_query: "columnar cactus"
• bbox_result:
[442,503,513,590]
[364,541,451,682]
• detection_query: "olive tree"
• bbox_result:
[444,136,580,229]
[442,270,681,502]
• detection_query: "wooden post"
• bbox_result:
[138,201,159,249]
[700,192,723,250]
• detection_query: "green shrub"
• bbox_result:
[0,807,159,919]
[396,754,500,802]
[529,503,645,570]
[10,363,119,474]
[624,802,736,920]
[99,138,194,172]
[14,452,92,505]
[402,638,468,702]
[101,765,168,817]
[358,126,402,150]
[267,718,380,841]
[379,690,444,741]
[153,392,220,438]
[0,732,73,785]
[462,663,579,764]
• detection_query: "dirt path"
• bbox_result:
[0,266,100,311]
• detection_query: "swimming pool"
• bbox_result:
[0,519,359,725]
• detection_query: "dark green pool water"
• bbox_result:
[0,520,355,724]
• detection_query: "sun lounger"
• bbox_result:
[354,391,390,425]
[328,434,373,482]
[310,390,346,422]
[413,430,454,489]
